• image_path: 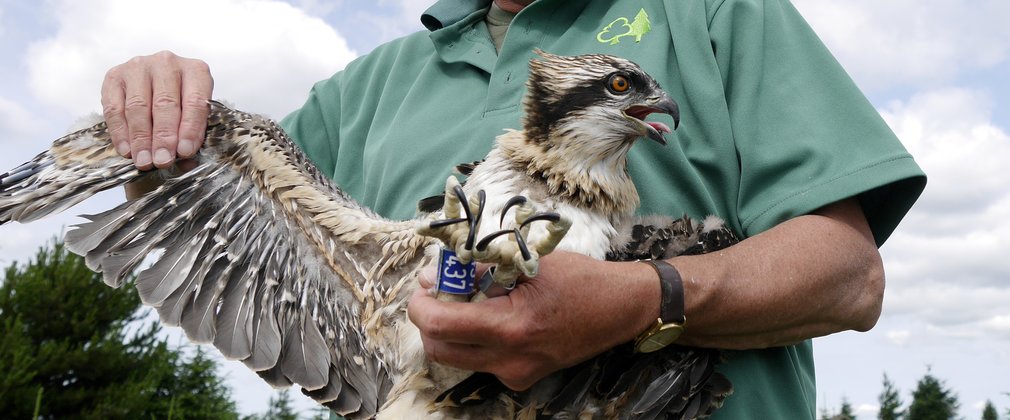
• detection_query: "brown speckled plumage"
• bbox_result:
[0,52,737,419]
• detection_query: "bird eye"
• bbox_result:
[608,74,631,94]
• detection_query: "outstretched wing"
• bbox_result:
[0,101,431,417]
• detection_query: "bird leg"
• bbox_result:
[416,177,487,301]
[472,198,572,290]
[416,178,572,301]
[416,177,486,262]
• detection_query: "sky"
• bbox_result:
[0,0,1008,418]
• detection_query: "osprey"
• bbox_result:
[0,51,735,419]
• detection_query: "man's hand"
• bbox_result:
[408,252,660,391]
[407,198,884,389]
[101,51,214,170]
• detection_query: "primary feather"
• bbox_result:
[0,51,734,419]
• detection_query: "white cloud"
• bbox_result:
[793,0,1010,91]
[876,88,1010,340]
[395,0,431,29]
[288,0,340,17]
[26,0,356,119]
[0,96,46,143]
[885,329,911,347]
[856,404,879,417]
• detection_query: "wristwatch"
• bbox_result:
[634,259,686,353]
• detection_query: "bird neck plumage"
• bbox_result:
[496,129,640,217]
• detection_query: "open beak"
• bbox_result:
[624,93,680,146]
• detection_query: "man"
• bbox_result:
[101,0,926,417]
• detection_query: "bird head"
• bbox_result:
[500,50,681,216]
[523,50,679,150]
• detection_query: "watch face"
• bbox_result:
[636,324,684,353]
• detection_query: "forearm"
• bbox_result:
[667,198,884,349]
[407,199,883,388]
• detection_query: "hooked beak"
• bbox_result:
[624,93,680,146]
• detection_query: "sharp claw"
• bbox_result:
[501,196,528,228]
[519,212,561,230]
[475,229,514,252]
[428,217,468,229]
[515,228,532,261]
[453,185,471,222]
[465,190,487,250]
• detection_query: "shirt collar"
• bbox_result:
[421,0,493,31]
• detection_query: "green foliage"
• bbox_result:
[982,400,998,420]
[0,241,239,419]
[820,397,856,420]
[907,369,959,420]
[879,373,905,420]
[838,398,856,420]
[307,404,333,420]
[243,389,302,420]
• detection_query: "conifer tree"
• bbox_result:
[879,373,904,420]
[982,400,998,420]
[907,369,959,420]
[0,241,238,419]
[838,398,856,420]
[245,389,301,420]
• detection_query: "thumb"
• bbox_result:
[419,262,496,291]
[418,264,437,289]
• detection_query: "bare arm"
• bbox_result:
[674,197,883,348]
[407,197,884,389]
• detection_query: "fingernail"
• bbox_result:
[177,139,194,157]
[421,265,436,279]
[154,148,173,166]
[116,142,131,157]
[135,150,152,168]
[419,265,437,289]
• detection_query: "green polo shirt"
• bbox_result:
[282,0,926,418]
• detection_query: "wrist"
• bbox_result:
[634,259,686,353]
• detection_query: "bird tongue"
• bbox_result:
[646,121,671,134]
[626,106,672,133]
[626,105,675,145]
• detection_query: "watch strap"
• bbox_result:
[642,259,686,325]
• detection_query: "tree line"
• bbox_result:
[821,371,1008,420]
[0,241,324,419]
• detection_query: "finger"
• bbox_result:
[176,60,212,158]
[418,262,493,291]
[122,62,154,170]
[421,337,495,372]
[407,287,511,345]
[423,337,542,392]
[150,65,183,168]
[101,68,131,157]
[417,265,437,289]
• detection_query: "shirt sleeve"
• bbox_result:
[708,0,926,245]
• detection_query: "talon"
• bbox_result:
[514,228,532,261]
[475,229,515,252]
[500,196,528,228]
[453,185,472,223]
[519,212,561,229]
[428,217,468,229]
[465,190,486,250]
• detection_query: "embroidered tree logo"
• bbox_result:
[597,8,652,45]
